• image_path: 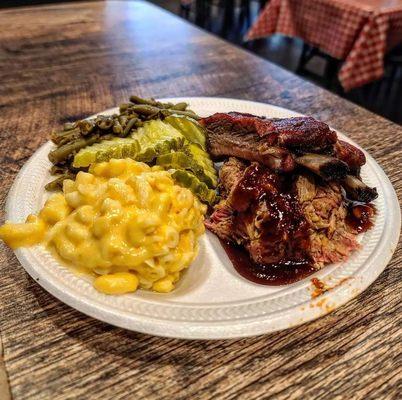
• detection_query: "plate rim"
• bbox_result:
[5,97,401,339]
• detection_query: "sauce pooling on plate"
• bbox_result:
[220,200,376,286]
[219,164,316,285]
[346,203,376,233]
[220,240,316,285]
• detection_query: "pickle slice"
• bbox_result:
[73,138,140,168]
[169,169,217,205]
[156,152,217,188]
[165,115,206,150]
[185,144,217,182]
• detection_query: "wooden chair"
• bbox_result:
[179,0,192,19]
[180,0,266,35]
[373,44,402,110]
[296,42,342,89]
[346,43,402,122]
[386,43,402,87]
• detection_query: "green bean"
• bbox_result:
[169,102,188,111]
[51,126,79,139]
[130,96,178,109]
[123,100,195,119]
[129,95,159,106]
[130,105,199,120]
[63,122,77,131]
[95,116,114,130]
[165,109,200,119]
[159,101,174,109]
[123,117,140,136]
[48,135,100,164]
[78,119,95,135]
[127,104,162,116]
[50,132,64,145]
[45,174,75,192]
[118,115,128,126]
[50,127,81,146]
[148,112,163,121]
[112,120,124,136]
[126,111,139,119]
[160,109,171,118]
[50,164,69,175]
[119,103,132,113]
[58,132,84,146]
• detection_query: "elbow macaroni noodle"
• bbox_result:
[0,159,207,294]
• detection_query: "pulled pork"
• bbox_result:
[294,174,360,266]
[206,158,360,270]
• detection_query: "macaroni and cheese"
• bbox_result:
[0,159,207,294]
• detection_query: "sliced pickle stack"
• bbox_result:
[72,117,218,205]
[169,170,217,205]
[156,149,217,189]
[136,121,185,163]
[73,120,184,168]
[164,115,206,150]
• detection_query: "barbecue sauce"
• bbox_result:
[346,203,375,233]
[220,163,315,285]
[220,240,316,285]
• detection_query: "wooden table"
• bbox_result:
[0,1,401,399]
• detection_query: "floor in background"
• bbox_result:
[149,0,402,125]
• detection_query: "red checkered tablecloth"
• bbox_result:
[247,0,402,90]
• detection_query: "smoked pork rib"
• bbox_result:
[335,140,366,174]
[295,154,349,180]
[201,112,378,202]
[201,112,337,154]
[205,124,295,172]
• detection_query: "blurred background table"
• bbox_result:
[0,1,401,399]
[247,0,402,90]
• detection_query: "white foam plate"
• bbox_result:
[6,98,400,339]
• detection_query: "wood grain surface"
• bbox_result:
[0,1,401,399]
